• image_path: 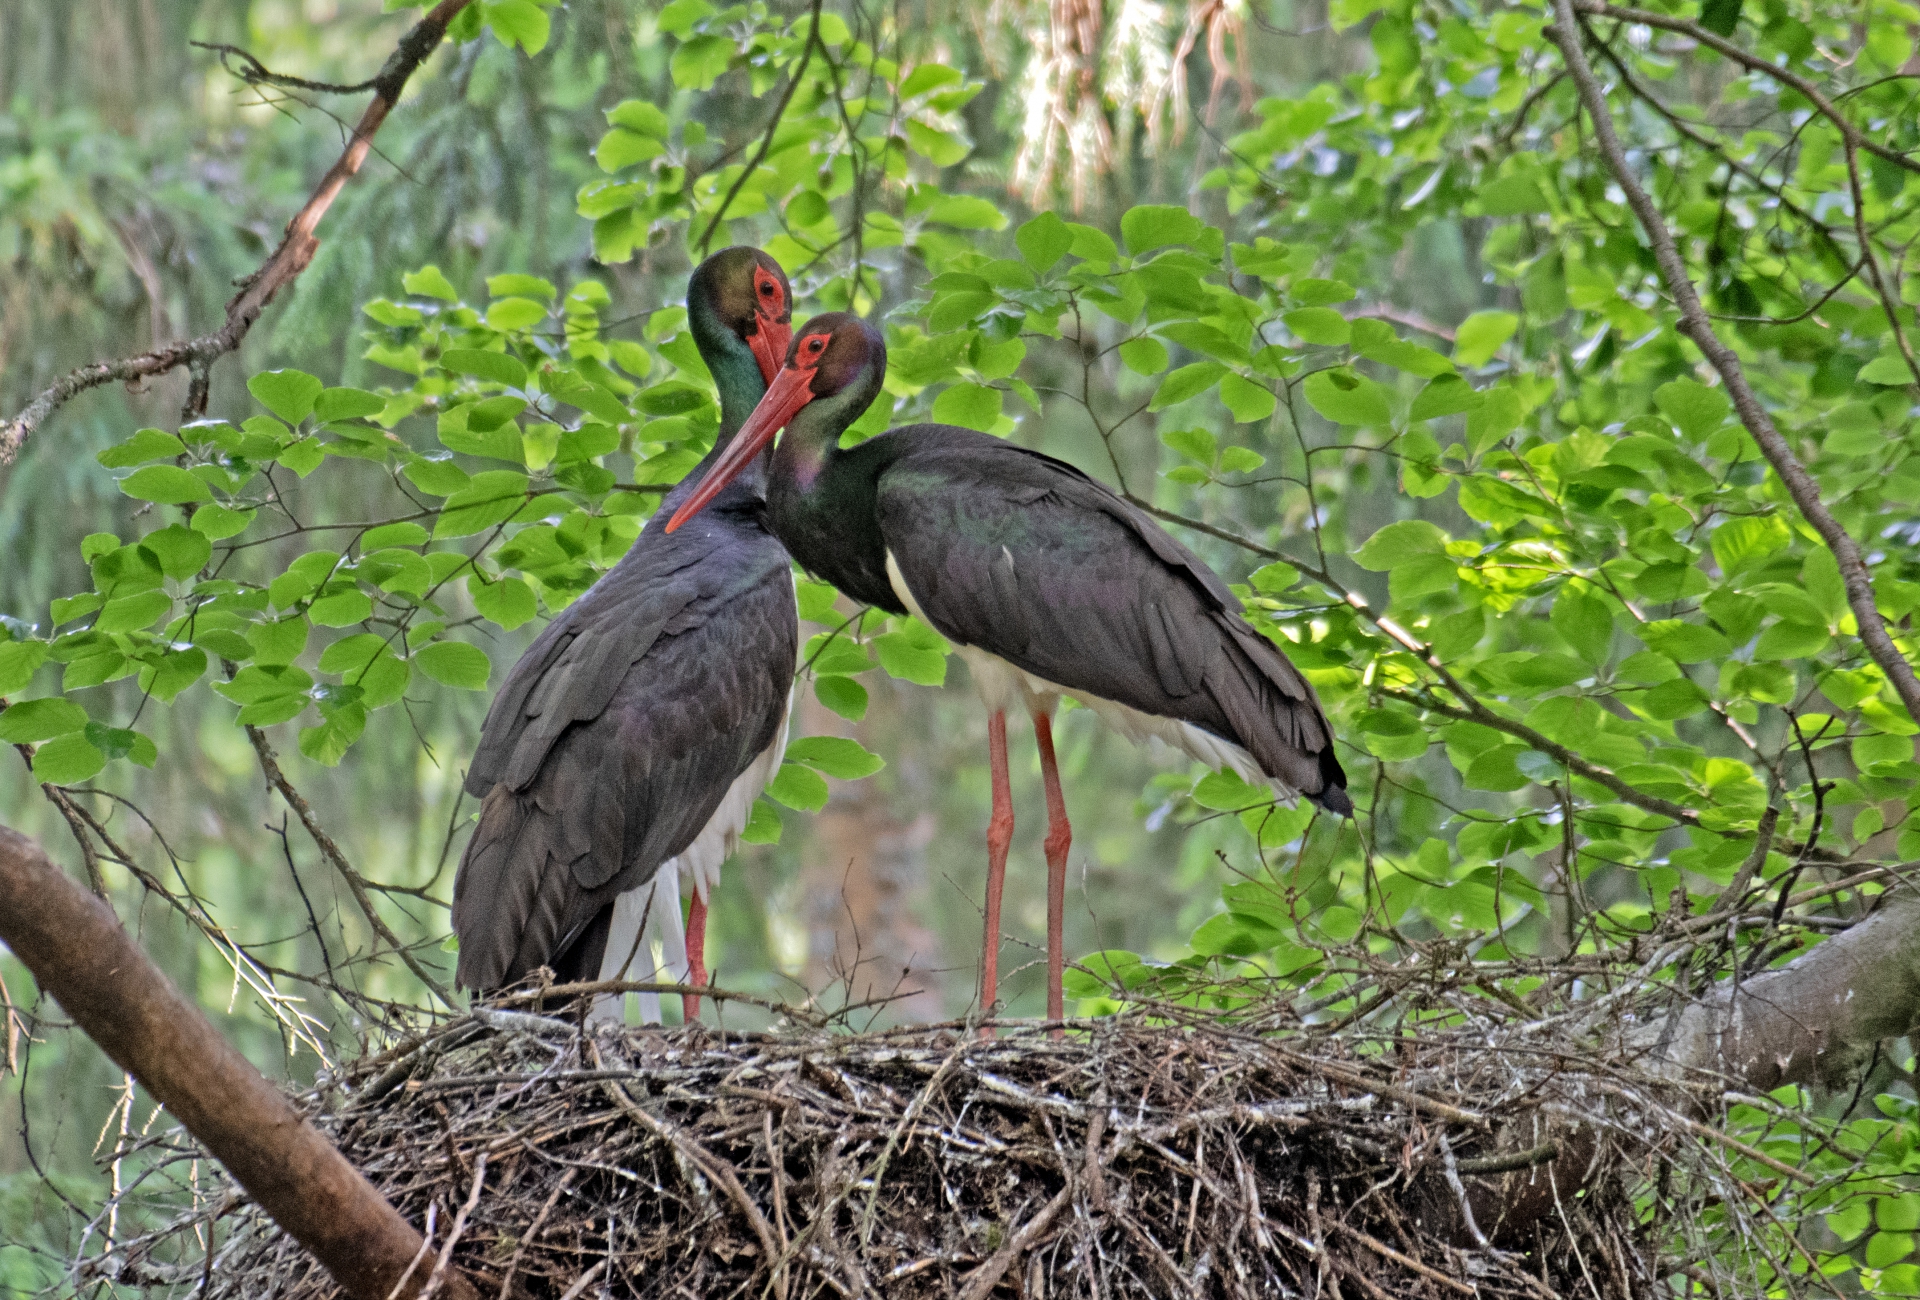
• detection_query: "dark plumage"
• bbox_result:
[452,248,798,1007]
[666,311,1348,1022]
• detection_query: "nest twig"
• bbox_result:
[86,1004,1682,1299]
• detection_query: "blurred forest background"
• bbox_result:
[5,0,1920,1290]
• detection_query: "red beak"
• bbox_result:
[665,363,818,533]
[748,314,792,386]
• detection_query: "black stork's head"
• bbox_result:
[687,246,794,398]
[665,312,886,533]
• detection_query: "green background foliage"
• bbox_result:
[3,0,1920,1291]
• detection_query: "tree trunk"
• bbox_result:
[0,823,475,1300]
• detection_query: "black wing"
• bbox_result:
[876,424,1347,808]
[453,512,797,990]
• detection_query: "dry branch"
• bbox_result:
[0,0,475,459]
[0,823,474,1300]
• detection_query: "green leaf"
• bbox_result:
[308,587,373,627]
[1755,620,1829,660]
[904,121,969,166]
[1219,374,1276,424]
[1409,374,1483,421]
[485,0,550,53]
[671,32,734,89]
[1066,223,1119,265]
[1654,379,1731,440]
[1283,308,1350,346]
[0,641,49,695]
[813,674,868,721]
[403,265,459,301]
[1859,354,1915,385]
[313,387,387,422]
[1150,362,1227,411]
[740,796,782,844]
[470,575,538,630]
[606,104,668,143]
[440,348,528,387]
[251,618,310,666]
[1466,386,1523,454]
[141,647,208,702]
[299,702,367,766]
[1016,211,1072,273]
[140,525,211,580]
[435,471,530,539]
[873,620,947,685]
[32,733,105,785]
[1700,0,1742,35]
[1552,589,1613,667]
[415,641,492,689]
[932,382,1003,432]
[191,505,255,540]
[485,298,547,332]
[1121,204,1206,253]
[1479,173,1550,216]
[1638,619,1731,663]
[597,127,664,172]
[1710,515,1790,575]
[363,522,429,550]
[1303,368,1392,425]
[1355,520,1448,571]
[120,466,211,505]
[766,761,830,812]
[97,428,186,468]
[1291,278,1354,306]
[1163,427,1216,463]
[900,62,963,98]
[247,370,324,425]
[1453,311,1518,367]
[95,589,172,633]
[1118,337,1169,375]
[786,735,885,780]
[0,698,89,742]
[926,196,1007,230]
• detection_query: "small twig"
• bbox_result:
[954,1182,1074,1300]
[697,0,826,254]
[246,726,455,1006]
[421,1152,486,1299]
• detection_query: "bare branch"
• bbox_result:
[0,0,476,459]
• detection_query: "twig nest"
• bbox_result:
[104,1009,1672,1298]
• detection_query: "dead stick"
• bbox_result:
[0,823,474,1300]
[955,1183,1074,1300]
[0,0,475,457]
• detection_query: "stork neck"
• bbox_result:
[653,303,773,522]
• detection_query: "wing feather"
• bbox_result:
[453,522,798,991]
[873,427,1345,804]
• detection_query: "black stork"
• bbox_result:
[665,313,1352,1023]
[452,246,798,1024]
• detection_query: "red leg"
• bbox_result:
[1033,709,1072,1027]
[683,890,708,1023]
[982,709,1013,1035]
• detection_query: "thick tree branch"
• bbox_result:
[0,0,474,459]
[0,824,475,1300]
[1546,2,1920,730]
[1655,884,1920,1090]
